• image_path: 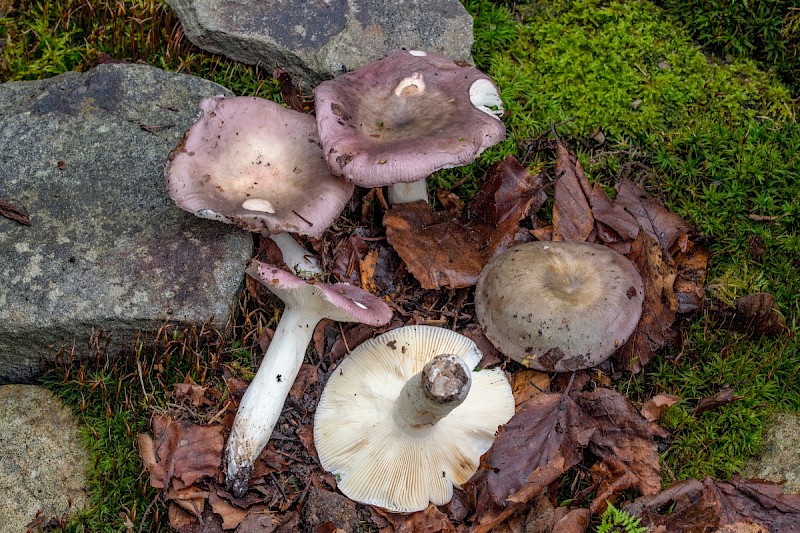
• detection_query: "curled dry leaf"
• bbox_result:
[384,155,544,289]
[141,414,224,490]
[208,490,249,530]
[466,386,665,532]
[615,230,678,373]
[641,393,680,423]
[552,142,594,242]
[464,392,595,533]
[614,179,692,253]
[718,292,787,336]
[693,385,743,417]
[576,388,664,499]
[625,476,800,532]
[375,505,456,533]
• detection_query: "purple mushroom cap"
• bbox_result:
[315,50,506,187]
[166,96,354,238]
[245,259,393,326]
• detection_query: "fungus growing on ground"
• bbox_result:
[226,259,392,497]
[314,325,514,512]
[166,95,354,275]
[475,241,644,372]
[314,49,506,204]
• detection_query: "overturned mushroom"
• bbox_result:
[475,241,644,371]
[166,95,354,275]
[226,259,392,497]
[315,49,506,204]
[314,325,514,512]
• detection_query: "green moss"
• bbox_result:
[655,0,800,97]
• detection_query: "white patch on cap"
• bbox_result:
[354,301,368,309]
[195,209,231,223]
[242,198,276,213]
[469,79,504,120]
[394,72,426,96]
[408,50,427,56]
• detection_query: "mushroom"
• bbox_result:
[474,241,644,372]
[226,258,392,497]
[166,95,354,275]
[314,49,506,204]
[314,325,514,512]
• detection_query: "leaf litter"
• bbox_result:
[137,140,797,531]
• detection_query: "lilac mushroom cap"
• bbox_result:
[314,49,506,188]
[474,241,644,372]
[165,95,354,238]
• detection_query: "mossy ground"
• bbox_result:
[2,0,799,530]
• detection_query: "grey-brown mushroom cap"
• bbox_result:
[165,95,354,238]
[314,49,506,187]
[474,241,644,372]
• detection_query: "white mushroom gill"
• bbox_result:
[393,72,426,96]
[469,78,504,119]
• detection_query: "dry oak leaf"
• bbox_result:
[140,414,224,490]
[552,142,594,242]
[384,155,544,289]
[625,476,800,532]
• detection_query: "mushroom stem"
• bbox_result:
[225,306,318,497]
[267,232,322,277]
[393,354,472,429]
[387,179,429,204]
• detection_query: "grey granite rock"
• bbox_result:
[741,414,800,493]
[0,64,253,383]
[0,385,88,531]
[165,0,474,89]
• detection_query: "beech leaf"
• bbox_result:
[552,143,594,242]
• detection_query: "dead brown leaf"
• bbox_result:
[464,392,595,533]
[719,293,787,336]
[168,485,208,518]
[359,248,381,294]
[551,508,591,533]
[208,490,249,530]
[694,385,743,417]
[384,156,544,289]
[510,369,550,408]
[287,364,318,405]
[615,230,678,373]
[376,505,456,533]
[614,179,692,253]
[576,388,664,499]
[589,456,642,513]
[0,198,30,225]
[625,476,800,532]
[459,324,502,369]
[552,143,594,242]
[273,67,312,113]
[142,414,224,490]
[589,183,639,242]
[641,393,680,423]
[173,382,218,408]
[673,238,709,314]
